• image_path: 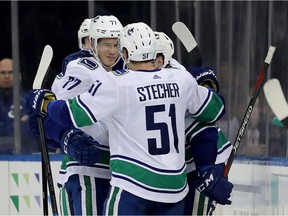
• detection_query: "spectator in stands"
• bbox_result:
[0,58,39,154]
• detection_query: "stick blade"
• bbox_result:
[264,78,288,121]
[33,45,53,89]
[172,22,197,52]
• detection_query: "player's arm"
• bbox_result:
[187,83,225,124]
[25,72,117,129]
[187,124,233,205]
[28,111,102,166]
[186,66,233,205]
[186,65,225,124]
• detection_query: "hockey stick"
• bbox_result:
[33,45,58,216]
[264,78,288,129]
[172,21,202,66]
[207,46,276,215]
[172,22,197,52]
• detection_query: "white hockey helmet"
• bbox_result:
[154,31,174,67]
[119,22,156,63]
[78,18,92,50]
[89,15,123,57]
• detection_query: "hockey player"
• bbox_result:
[25,22,231,215]
[30,16,124,215]
[0,58,39,154]
[52,15,123,216]
[154,31,233,215]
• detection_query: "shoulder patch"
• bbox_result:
[56,72,64,80]
[112,69,129,76]
[170,66,181,70]
[78,58,99,70]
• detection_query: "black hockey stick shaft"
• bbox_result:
[38,117,58,215]
[208,46,276,216]
[34,45,58,215]
[41,147,48,215]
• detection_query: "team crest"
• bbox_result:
[78,58,99,70]
[56,72,64,80]
[112,69,129,76]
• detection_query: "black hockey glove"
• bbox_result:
[25,89,56,117]
[61,129,100,166]
[192,164,233,205]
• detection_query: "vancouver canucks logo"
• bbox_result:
[112,69,129,76]
[93,16,100,23]
[78,58,98,70]
[56,72,64,80]
[127,27,134,36]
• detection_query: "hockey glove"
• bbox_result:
[192,164,233,205]
[25,89,56,117]
[188,66,220,92]
[61,129,101,166]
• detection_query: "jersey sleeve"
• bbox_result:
[186,78,225,124]
[66,74,119,127]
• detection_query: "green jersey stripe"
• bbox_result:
[84,176,93,215]
[107,187,120,215]
[68,97,93,127]
[110,158,186,189]
[196,93,224,122]
[217,130,230,149]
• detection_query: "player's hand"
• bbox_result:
[192,163,233,205]
[61,129,100,166]
[25,89,56,117]
[188,66,219,92]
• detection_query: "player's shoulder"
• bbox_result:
[62,50,94,72]
[162,65,192,78]
[64,49,93,60]
[76,57,100,70]
[169,58,186,70]
[64,55,102,73]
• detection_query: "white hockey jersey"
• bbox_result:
[50,66,225,203]
[169,58,232,173]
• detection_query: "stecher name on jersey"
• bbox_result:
[137,83,180,102]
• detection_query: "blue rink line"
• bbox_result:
[0,154,64,161]
[0,154,288,166]
[235,155,288,167]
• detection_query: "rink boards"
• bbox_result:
[0,154,287,215]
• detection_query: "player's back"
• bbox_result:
[63,65,224,203]
[103,66,210,202]
[108,67,196,163]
